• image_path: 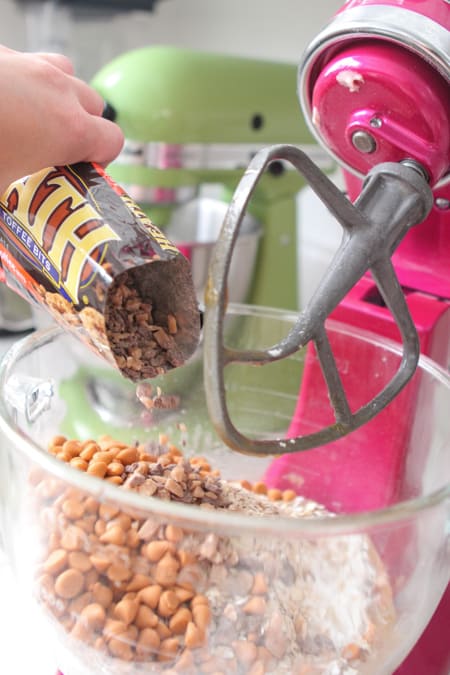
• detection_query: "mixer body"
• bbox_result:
[268,2,450,673]
[91,46,334,311]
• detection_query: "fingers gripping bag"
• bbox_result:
[0,163,201,381]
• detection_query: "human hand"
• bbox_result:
[0,45,124,194]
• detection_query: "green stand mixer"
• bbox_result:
[91,45,334,310]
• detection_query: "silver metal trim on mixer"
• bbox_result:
[298,5,450,186]
[119,184,196,206]
[116,140,335,204]
[117,139,334,172]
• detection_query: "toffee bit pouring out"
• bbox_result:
[136,382,181,411]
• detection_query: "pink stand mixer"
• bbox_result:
[204,1,450,673]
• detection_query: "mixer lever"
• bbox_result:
[204,144,433,455]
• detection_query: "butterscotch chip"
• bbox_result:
[89,555,110,574]
[174,586,195,603]
[251,572,268,595]
[86,462,108,478]
[169,607,192,635]
[257,645,273,665]
[54,568,84,600]
[84,568,99,590]
[47,444,63,457]
[126,529,141,549]
[106,563,132,583]
[84,496,100,514]
[68,552,92,573]
[126,574,152,592]
[158,590,181,618]
[105,476,123,486]
[116,447,139,465]
[247,660,266,675]
[177,550,197,567]
[139,584,162,609]
[267,488,283,501]
[98,505,119,523]
[68,592,92,617]
[114,597,140,625]
[108,638,133,661]
[184,621,205,649]
[106,461,125,477]
[243,596,266,615]
[135,604,159,630]
[233,640,258,667]
[252,482,268,495]
[145,540,172,562]
[157,637,180,661]
[60,526,86,552]
[99,525,127,546]
[91,582,114,609]
[62,440,82,458]
[239,479,252,491]
[191,594,209,607]
[342,643,361,660]
[80,444,100,462]
[174,649,195,671]
[51,435,67,447]
[165,524,184,543]
[192,604,211,632]
[80,603,106,631]
[71,619,91,642]
[156,621,172,640]
[154,553,179,586]
[136,627,160,655]
[70,458,88,471]
[43,549,68,576]
[104,619,128,639]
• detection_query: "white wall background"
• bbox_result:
[0,0,343,80]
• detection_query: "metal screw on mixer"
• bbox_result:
[351,130,377,154]
[435,197,450,210]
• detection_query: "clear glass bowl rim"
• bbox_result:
[0,303,449,538]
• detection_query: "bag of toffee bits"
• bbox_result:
[0,162,201,381]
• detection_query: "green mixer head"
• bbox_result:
[92,46,307,144]
[92,47,334,310]
[91,45,325,200]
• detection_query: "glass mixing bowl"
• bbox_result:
[0,304,449,675]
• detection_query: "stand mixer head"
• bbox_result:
[91,46,334,310]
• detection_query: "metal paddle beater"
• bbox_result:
[203,144,433,456]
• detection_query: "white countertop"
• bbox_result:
[0,331,66,674]
[0,551,57,674]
